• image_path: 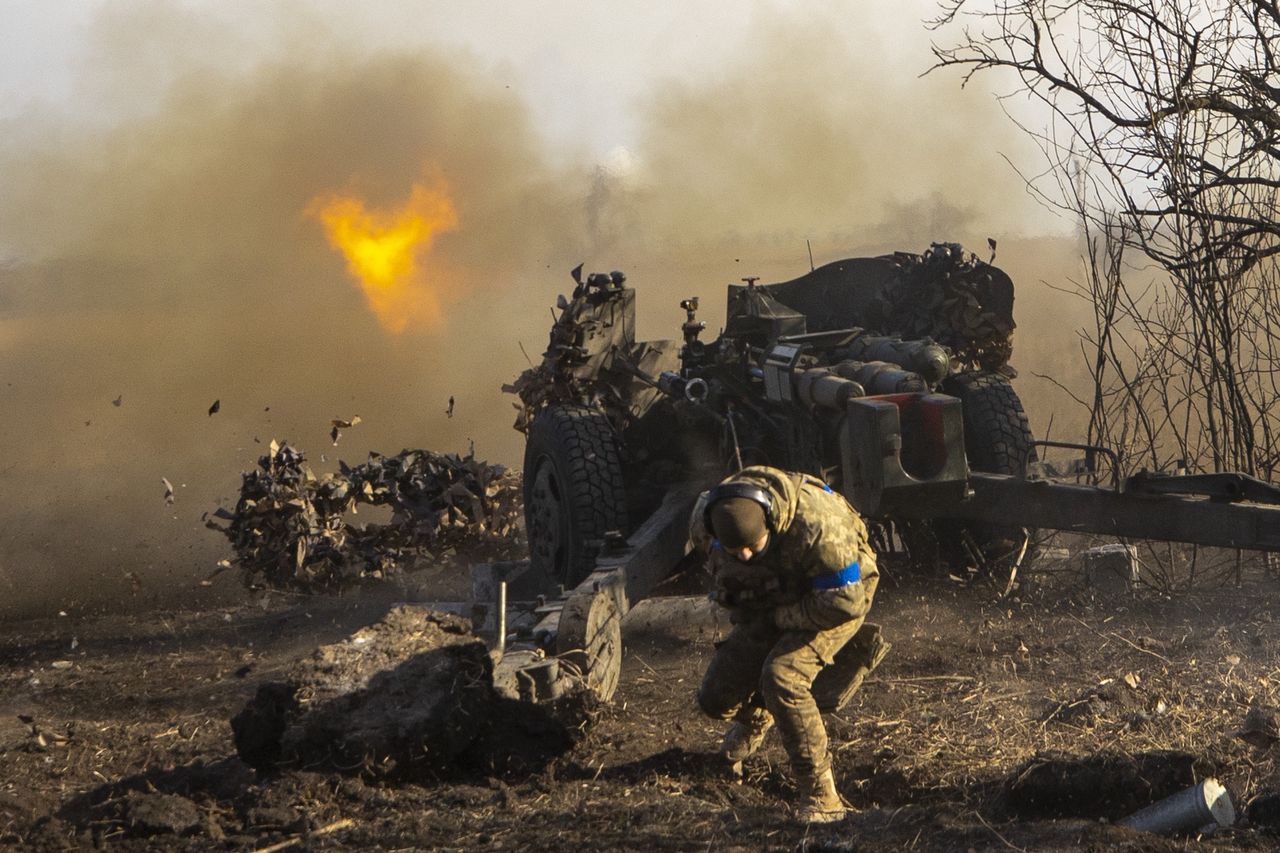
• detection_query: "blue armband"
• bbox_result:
[811,561,860,590]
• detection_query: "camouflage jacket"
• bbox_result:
[689,465,878,632]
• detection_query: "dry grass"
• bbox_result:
[4,563,1280,850]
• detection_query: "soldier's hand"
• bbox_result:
[714,556,780,593]
[728,607,772,626]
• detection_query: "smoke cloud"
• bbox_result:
[0,5,1082,615]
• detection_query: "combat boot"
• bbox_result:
[720,708,774,764]
[796,767,846,824]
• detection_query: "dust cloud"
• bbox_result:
[0,6,1085,616]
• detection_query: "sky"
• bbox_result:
[0,1,994,161]
[0,0,1085,616]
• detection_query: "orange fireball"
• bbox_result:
[308,180,459,333]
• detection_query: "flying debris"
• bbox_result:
[209,442,522,593]
[209,399,221,416]
[446,396,455,418]
[112,395,123,407]
[199,559,231,588]
[987,236,998,263]
[161,478,175,506]
[330,416,362,447]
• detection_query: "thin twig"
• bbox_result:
[974,810,1027,852]
[1104,631,1172,664]
[1067,614,1171,663]
[629,653,660,677]
[1001,528,1031,599]
[866,675,978,684]
[249,818,354,853]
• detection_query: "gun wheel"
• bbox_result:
[526,462,567,579]
[524,405,628,588]
[556,589,622,702]
[935,370,1036,577]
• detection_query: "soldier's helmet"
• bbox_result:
[709,497,769,549]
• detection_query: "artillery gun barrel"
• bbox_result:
[611,358,705,403]
[656,370,709,403]
[835,336,950,384]
[656,370,686,397]
[831,360,928,395]
[791,361,928,411]
[793,369,865,411]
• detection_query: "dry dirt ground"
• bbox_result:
[5,556,1280,852]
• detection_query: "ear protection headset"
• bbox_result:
[703,482,774,537]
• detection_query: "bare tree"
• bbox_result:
[931,0,1280,477]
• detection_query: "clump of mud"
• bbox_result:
[120,791,203,837]
[232,606,583,781]
[1043,680,1146,727]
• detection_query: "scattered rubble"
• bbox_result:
[208,440,523,592]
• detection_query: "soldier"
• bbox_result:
[690,464,882,823]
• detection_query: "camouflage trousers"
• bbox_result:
[697,613,866,778]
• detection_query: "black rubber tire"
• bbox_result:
[936,371,1035,570]
[523,405,628,588]
[944,371,1034,477]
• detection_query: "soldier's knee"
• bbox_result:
[697,681,736,720]
[760,658,807,707]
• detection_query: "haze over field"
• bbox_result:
[0,1,1090,615]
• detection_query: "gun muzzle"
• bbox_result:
[657,370,687,398]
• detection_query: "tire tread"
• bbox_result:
[523,406,627,585]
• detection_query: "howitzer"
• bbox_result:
[500,243,1280,700]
